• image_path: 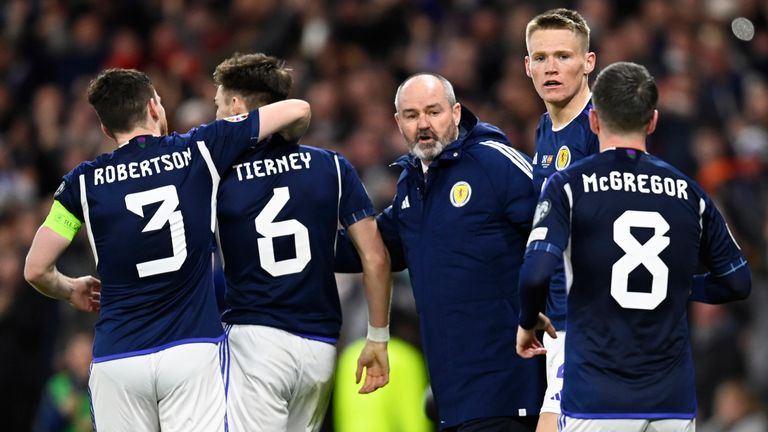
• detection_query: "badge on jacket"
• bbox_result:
[450,181,472,207]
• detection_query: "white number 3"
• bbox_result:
[125,186,188,278]
[611,210,670,310]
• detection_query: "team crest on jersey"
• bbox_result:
[449,181,472,207]
[54,181,65,198]
[540,154,554,168]
[555,146,571,171]
[533,199,551,226]
[223,113,249,122]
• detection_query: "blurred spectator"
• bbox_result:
[34,332,93,432]
[699,380,768,432]
[1,0,767,428]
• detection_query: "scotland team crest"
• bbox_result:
[450,181,472,207]
[555,146,571,170]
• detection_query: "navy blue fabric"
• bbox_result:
[532,102,599,330]
[521,148,748,419]
[218,136,374,341]
[55,111,261,360]
[377,107,545,428]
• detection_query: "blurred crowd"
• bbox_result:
[1,0,767,430]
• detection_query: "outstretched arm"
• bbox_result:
[516,249,559,359]
[256,99,311,142]
[24,226,101,313]
[689,262,751,304]
[347,216,392,394]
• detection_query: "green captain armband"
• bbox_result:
[43,200,82,241]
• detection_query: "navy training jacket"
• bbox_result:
[378,107,545,428]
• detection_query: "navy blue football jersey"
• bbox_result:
[55,112,261,361]
[217,137,374,342]
[532,102,599,329]
[529,148,746,418]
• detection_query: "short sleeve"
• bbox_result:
[53,169,85,223]
[526,172,572,258]
[188,110,261,174]
[336,154,375,228]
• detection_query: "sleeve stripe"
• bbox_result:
[79,174,99,266]
[334,154,342,255]
[196,140,220,233]
[478,141,533,179]
[480,140,533,172]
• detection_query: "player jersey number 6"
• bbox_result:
[255,186,312,277]
[611,210,670,310]
[125,185,188,278]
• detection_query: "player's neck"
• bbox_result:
[598,133,647,153]
[546,87,591,129]
[113,126,162,147]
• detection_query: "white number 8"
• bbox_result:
[611,210,670,310]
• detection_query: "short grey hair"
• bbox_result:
[394,73,456,112]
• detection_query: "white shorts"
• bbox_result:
[225,324,337,432]
[541,330,566,414]
[89,342,226,432]
[560,416,695,432]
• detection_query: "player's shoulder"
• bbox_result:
[467,139,533,178]
[643,152,707,195]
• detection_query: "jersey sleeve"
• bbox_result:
[525,172,572,258]
[190,110,261,174]
[698,192,747,275]
[52,169,85,224]
[335,153,375,228]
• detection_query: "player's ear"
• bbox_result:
[588,109,600,135]
[100,124,115,140]
[147,97,160,122]
[231,95,247,115]
[646,110,659,135]
[524,56,532,77]
[584,52,596,75]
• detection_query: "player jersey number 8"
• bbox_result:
[125,185,188,278]
[255,186,312,277]
[610,210,670,310]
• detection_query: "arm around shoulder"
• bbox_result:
[257,99,311,142]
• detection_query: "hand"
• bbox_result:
[516,313,557,359]
[69,276,101,313]
[355,340,389,394]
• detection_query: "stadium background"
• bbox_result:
[0,0,766,430]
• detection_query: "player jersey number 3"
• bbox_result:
[611,210,670,310]
[255,187,311,277]
[125,185,188,278]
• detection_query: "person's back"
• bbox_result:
[517,62,750,432]
[24,68,311,431]
[59,127,242,359]
[547,148,735,416]
[211,53,391,432]
[218,139,369,339]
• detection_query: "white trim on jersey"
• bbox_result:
[79,174,99,266]
[478,140,533,179]
[333,154,342,255]
[563,183,574,295]
[196,141,220,233]
[698,197,705,236]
